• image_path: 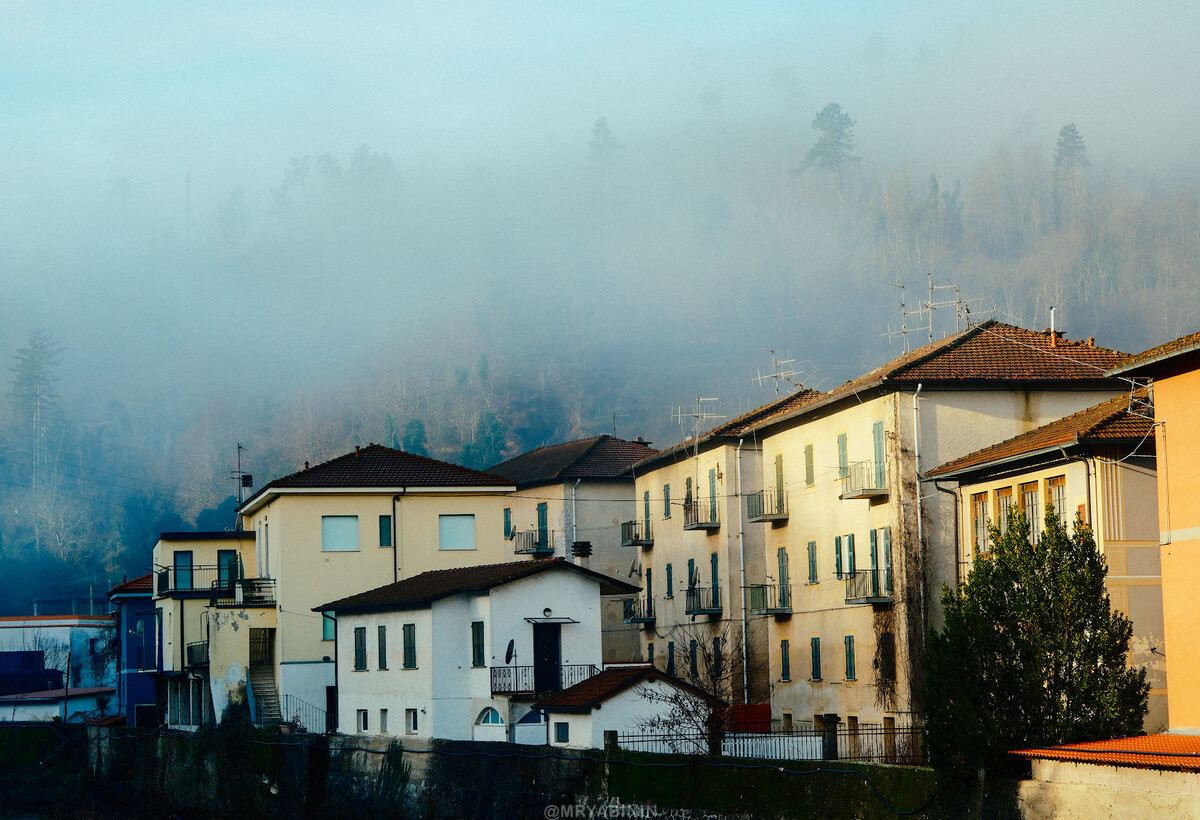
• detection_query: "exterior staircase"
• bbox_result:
[248,665,282,725]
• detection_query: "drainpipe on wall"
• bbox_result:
[736,438,749,705]
[392,490,406,584]
[931,480,961,585]
[912,384,926,646]
[571,479,581,564]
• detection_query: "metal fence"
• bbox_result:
[281,693,330,734]
[617,722,925,766]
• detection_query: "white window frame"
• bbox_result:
[322,515,360,552]
[438,514,476,550]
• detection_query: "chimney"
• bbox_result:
[304,461,310,470]
[1087,336,1095,347]
[355,445,360,459]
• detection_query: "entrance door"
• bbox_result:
[532,623,562,692]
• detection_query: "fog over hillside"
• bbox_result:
[2,2,1198,611]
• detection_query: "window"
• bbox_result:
[471,621,485,667]
[844,635,856,680]
[537,502,549,550]
[996,488,1014,534]
[357,709,368,732]
[685,476,693,506]
[782,712,793,731]
[882,527,893,594]
[665,563,673,598]
[1021,481,1041,543]
[377,625,388,670]
[690,639,698,678]
[380,709,388,733]
[1047,475,1066,518]
[774,453,785,512]
[402,623,416,669]
[971,492,989,556]
[379,515,393,547]
[710,552,720,594]
[174,551,193,590]
[322,516,359,552]
[554,722,569,743]
[322,613,336,641]
[873,421,885,487]
[353,627,367,671]
[647,643,654,664]
[810,637,822,681]
[846,533,856,575]
[667,641,675,676]
[780,639,791,681]
[217,549,237,587]
[712,637,722,677]
[837,433,848,479]
[406,709,418,734]
[643,490,651,532]
[777,547,790,607]
[708,469,717,521]
[687,558,696,591]
[503,507,512,539]
[834,536,843,579]
[438,514,476,550]
[804,444,815,487]
[807,540,818,584]
[663,485,671,518]
[477,707,504,725]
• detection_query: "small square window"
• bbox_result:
[554,722,569,743]
[406,708,418,735]
[323,613,336,641]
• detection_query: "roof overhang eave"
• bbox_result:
[240,483,517,516]
[924,438,1080,482]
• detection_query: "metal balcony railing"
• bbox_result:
[685,585,722,615]
[843,568,893,605]
[281,694,331,734]
[747,583,794,615]
[489,663,599,695]
[839,461,887,500]
[157,565,232,594]
[185,640,209,666]
[683,499,720,531]
[513,529,554,555]
[209,577,277,608]
[746,488,788,522]
[622,596,655,624]
[620,520,653,548]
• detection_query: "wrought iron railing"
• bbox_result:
[685,585,721,615]
[843,568,893,603]
[513,529,554,554]
[622,596,655,623]
[683,500,719,529]
[747,583,793,614]
[281,693,330,734]
[489,663,599,695]
[185,640,209,666]
[620,520,652,547]
[209,577,277,608]
[157,564,231,594]
[746,487,787,521]
[840,461,886,498]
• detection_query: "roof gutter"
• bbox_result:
[924,438,1081,482]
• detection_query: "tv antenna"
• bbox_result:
[229,443,253,529]
[672,397,725,458]
[611,411,628,438]
[753,349,807,397]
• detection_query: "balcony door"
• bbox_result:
[532,623,561,692]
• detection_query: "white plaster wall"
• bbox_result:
[337,608,432,737]
[489,570,604,670]
[279,660,334,717]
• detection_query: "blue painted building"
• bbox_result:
[108,574,158,727]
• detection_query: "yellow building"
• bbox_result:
[154,444,517,729]
[742,321,1130,734]
[1111,331,1200,731]
[927,391,1165,731]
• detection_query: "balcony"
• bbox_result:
[209,577,277,608]
[747,487,788,523]
[685,585,722,616]
[157,564,231,595]
[185,640,209,667]
[622,596,655,625]
[513,529,555,555]
[490,663,599,695]
[839,461,887,500]
[747,583,794,616]
[843,569,894,606]
[620,520,653,549]
[683,499,720,532]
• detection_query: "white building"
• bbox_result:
[315,558,637,739]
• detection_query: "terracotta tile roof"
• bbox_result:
[489,435,658,487]
[636,387,823,468]
[242,444,514,512]
[158,531,255,542]
[927,389,1153,478]
[1110,329,1200,376]
[1013,734,1200,772]
[755,321,1129,434]
[314,557,638,613]
[108,573,153,597]
[535,665,719,712]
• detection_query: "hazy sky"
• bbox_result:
[3,1,1199,427]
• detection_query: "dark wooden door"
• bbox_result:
[532,623,561,692]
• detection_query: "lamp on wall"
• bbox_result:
[543,608,552,618]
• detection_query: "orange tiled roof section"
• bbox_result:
[262,444,514,490]
[1110,329,1200,375]
[535,665,658,711]
[108,573,153,596]
[1013,734,1200,772]
[489,435,658,486]
[927,388,1152,478]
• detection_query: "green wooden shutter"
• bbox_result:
[643,490,651,531]
[690,640,698,678]
[837,433,848,478]
[847,533,856,575]
[645,567,653,603]
[834,536,843,579]
[537,502,548,549]
[687,558,696,589]
[807,540,818,584]
[503,508,511,539]
[777,547,789,608]
[811,637,821,680]
[781,639,791,681]
[804,444,814,486]
[883,526,893,594]
[665,563,673,597]
[869,529,880,596]
[845,635,856,680]
[774,453,785,512]
[403,624,416,669]
[667,642,675,676]
[663,484,671,518]
[708,468,717,521]
[873,421,885,488]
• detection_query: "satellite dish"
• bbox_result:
[505,639,515,664]
[627,557,641,579]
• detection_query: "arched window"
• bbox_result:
[476,707,504,725]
